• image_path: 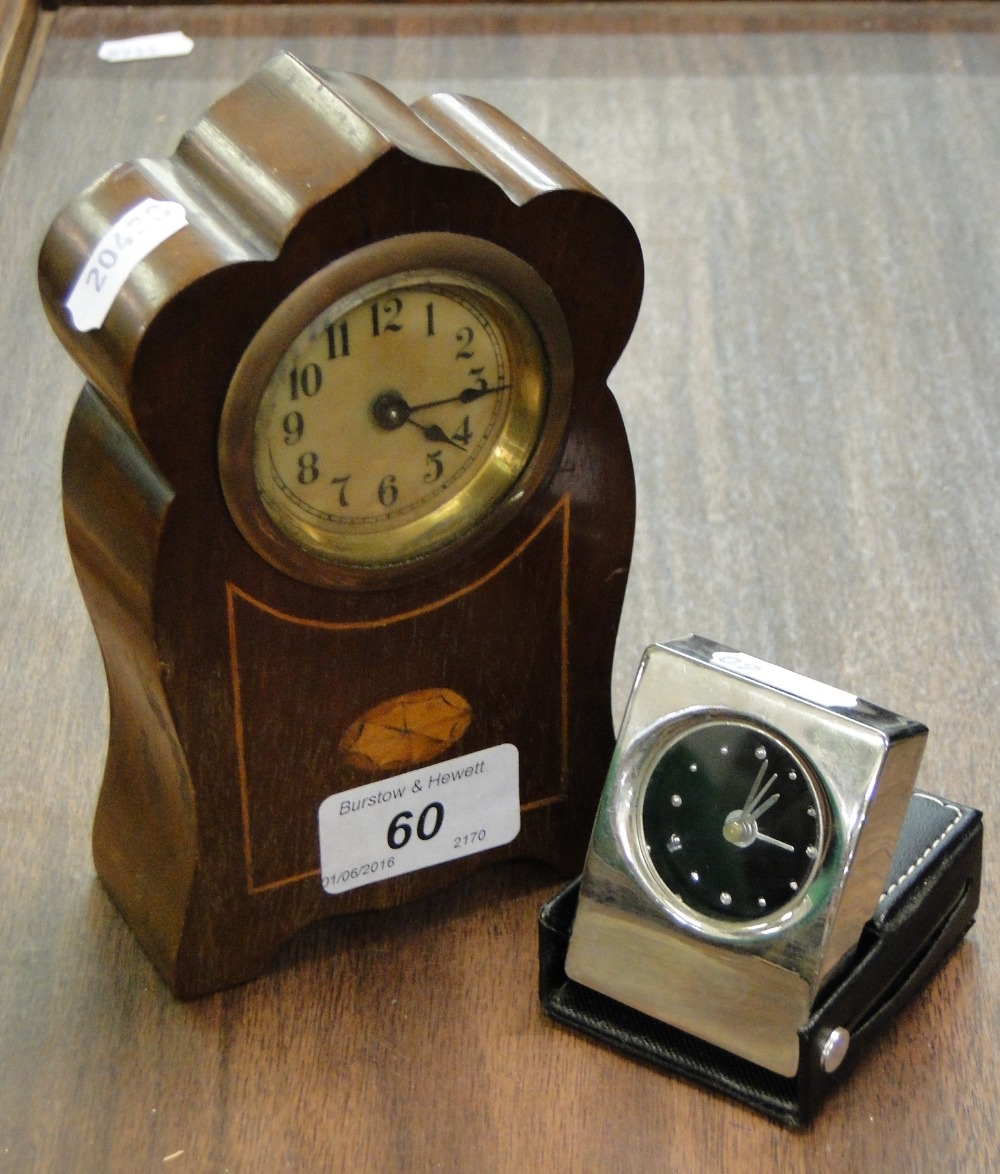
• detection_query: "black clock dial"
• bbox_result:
[640,720,824,922]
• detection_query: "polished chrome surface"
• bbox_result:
[820,1027,851,1074]
[565,635,927,1077]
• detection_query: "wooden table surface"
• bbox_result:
[1,3,997,1169]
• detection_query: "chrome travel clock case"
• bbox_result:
[540,636,982,1125]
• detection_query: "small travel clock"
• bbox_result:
[551,636,982,1120]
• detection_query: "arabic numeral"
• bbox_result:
[325,320,349,360]
[289,363,322,401]
[297,452,319,484]
[418,802,444,840]
[378,474,398,508]
[387,803,444,850]
[84,247,121,292]
[283,411,304,444]
[423,451,444,483]
[454,829,487,849]
[451,416,472,446]
[387,811,413,850]
[371,296,403,337]
[330,475,350,508]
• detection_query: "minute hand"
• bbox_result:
[407,383,509,413]
[755,830,795,852]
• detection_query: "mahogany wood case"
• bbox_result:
[37,55,642,997]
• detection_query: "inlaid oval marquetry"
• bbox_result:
[339,688,472,773]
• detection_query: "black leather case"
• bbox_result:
[538,792,982,1126]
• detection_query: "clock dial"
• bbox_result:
[639,720,825,922]
[224,266,550,576]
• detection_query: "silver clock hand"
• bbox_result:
[755,831,795,852]
[747,791,780,821]
[739,760,769,816]
[741,766,778,821]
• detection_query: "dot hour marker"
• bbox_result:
[689,763,697,773]
[788,770,797,781]
[755,746,766,760]
[758,897,766,909]
[806,845,818,859]
[789,881,799,892]
[668,834,681,852]
[720,892,732,906]
[720,746,728,756]
[671,794,682,807]
[690,871,700,883]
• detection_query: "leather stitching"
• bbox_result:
[878,791,963,903]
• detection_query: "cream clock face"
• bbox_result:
[219,237,572,588]
[254,269,542,561]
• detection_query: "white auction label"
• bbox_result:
[98,31,194,64]
[65,198,188,332]
[318,744,520,895]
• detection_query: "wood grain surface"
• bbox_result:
[0,0,35,145]
[1,3,997,1170]
[40,56,640,997]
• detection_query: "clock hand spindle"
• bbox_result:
[370,391,467,450]
[723,764,783,851]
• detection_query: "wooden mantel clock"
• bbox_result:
[38,55,643,997]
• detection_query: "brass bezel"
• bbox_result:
[218,233,573,590]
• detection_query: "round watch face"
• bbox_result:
[638,719,826,923]
[219,236,572,588]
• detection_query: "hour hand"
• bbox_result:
[406,419,466,450]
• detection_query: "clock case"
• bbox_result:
[539,637,983,1124]
[564,637,937,1077]
[38,56,643,997]
[539,791,982,1126]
